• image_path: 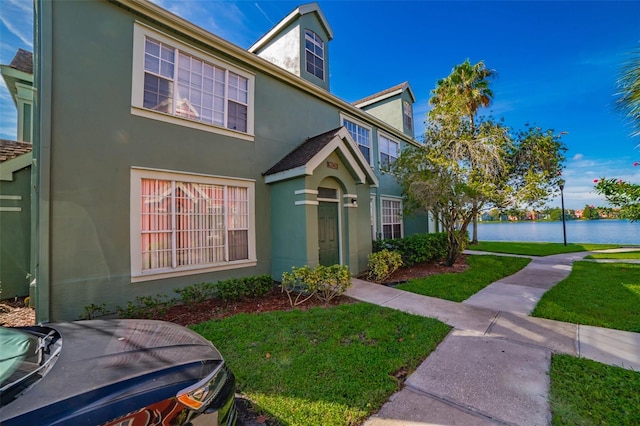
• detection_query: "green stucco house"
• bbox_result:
[33,0,435,321]
[0,49,35,301]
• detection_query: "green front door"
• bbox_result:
[318,202,339,266]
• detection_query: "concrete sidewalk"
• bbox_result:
[345,251,640,426]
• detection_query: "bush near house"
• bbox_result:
[83,275,275,320]
[374,232,449,267]
[367,249,403,282]
[280,265,351,306]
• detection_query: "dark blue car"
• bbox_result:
[0,319,237,425]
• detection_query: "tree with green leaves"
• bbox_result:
[617,44,640,137]
[429,59,496,244]
[392,60,566,266]
[593,46,639,220]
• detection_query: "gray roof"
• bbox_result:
[8,49,33,74]
[0,139,32,163]
[264,127,343,176]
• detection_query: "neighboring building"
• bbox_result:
[0,49,35,300]
[34,0,435,321]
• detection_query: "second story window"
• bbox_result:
[343,119,371,164]
[133,24,254,138]
[143,37,249,132]
[305,30,324,80]
[379,135,399,168]
[403,100,413,132]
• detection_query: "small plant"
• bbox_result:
[281,264,351,306]
[367,249,403,282]
[174,282,216,304]
[80,303,107,320]
[116,293,175,319]
[314,265,351,303]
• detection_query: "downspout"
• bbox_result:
[33,0,52,323]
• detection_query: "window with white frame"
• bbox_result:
[131,169,255,279]
[403,100,413,132]
[132,24,253,136]
[381,198,402,239]
[305,29,324,80]
[343,118,371,163]
[379,134,399,169]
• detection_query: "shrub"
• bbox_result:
[367,249,403,282]
[374,232,448,267]
[116,293,176,319]
[281,265,351,306]
[175,282,217,304]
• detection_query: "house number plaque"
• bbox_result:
[327,161,338,170]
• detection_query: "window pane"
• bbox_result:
[228,101,247,132]
[143,74,173,113]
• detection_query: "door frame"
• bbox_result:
[317,193,342,266]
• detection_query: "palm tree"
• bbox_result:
[429,60,496,244]
[617,45,640,137]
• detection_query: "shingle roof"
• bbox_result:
[0,139,33,163]
[8,49,33,74]
[263,127,343,176]
[352,81,415,107]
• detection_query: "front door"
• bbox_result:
[318,201,339,266]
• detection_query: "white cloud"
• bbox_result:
[0,0,33,48]
[572,153,583,161]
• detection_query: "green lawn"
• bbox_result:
[396,255,531,302]
[469,241,621,256]
[191,303,450,426]
[532,262,640,332]
[550,354,640,425]
[585,251,640,260]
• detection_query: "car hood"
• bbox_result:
[3,319,222,417]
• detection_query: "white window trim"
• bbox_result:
[378,131,400,169]
[130,167,256,282]
[131,22,255,141]
[304,29,325,81]
[370,195,377,240]
[340,113,373,165]
[380,196,403,239]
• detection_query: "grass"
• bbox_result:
[531,262,640,332]
[396,255,531,302]
[550,354,640,425]
[468,241,621,256]
[191,303,450,426]
[585,251,640,260]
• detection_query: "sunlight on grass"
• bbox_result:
[550,354,640,425]
[396,255,530,302]
[532,262,640,332]
[585,251,640,259]
[469,241,621,256]
[191,303,450,425]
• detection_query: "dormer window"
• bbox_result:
[305,30,324,80]
[403,100,413,132]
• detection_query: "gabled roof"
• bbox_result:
[8,49,33,74]
[248,2,333,53]
[0,139,32,181]
[1,49,34,106]
[263,126,378,186]
[353,81,416,108]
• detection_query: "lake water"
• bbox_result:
[475,219,640,245]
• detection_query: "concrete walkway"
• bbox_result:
[344,250,640,426]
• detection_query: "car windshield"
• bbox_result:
[0,327,61,406]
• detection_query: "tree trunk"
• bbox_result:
[471,203,479,245]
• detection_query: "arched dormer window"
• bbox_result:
[305,29,324,80]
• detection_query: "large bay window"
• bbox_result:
[131,168,255,281]
[132,23,254,138]
[381,198,403,240]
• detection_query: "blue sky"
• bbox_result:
[1,0,639,210]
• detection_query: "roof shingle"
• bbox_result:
[0,139,33,163]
